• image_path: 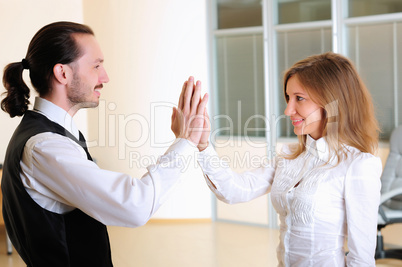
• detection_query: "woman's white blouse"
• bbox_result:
[198,136,382,266]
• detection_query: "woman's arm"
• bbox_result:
[345,154,382,266]
[197,143,276,204]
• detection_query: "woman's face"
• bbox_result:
[284,75,325,140]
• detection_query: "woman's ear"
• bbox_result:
[53,63,72,85]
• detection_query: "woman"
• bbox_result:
[174,52,382,266]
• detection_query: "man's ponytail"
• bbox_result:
[1,61,31,117]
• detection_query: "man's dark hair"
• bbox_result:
[1,21,94,117]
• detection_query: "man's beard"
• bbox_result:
[67,71,99,111]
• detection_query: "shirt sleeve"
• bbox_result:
[344,153,382,266]
[21,133,198,227]
[197,143,275,204]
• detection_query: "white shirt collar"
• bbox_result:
[33,97,80,139]
[305,135,336,164]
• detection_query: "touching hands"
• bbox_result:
[171,76,210,151]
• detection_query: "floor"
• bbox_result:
[1,222,402,267]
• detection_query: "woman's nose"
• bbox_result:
[284,101,295,117]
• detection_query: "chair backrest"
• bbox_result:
[381,126,402,209]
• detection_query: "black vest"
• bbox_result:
[1,111,113,267]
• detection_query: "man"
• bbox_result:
[1,21,207,266]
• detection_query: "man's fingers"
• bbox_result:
[178,81,187,110]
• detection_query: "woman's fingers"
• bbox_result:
[197,93,209,116]
[203,108,211,130]
[182,76,194,114]
[190,80,202,116]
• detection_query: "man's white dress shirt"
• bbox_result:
[20,97,198,227]
[198,135,382,266]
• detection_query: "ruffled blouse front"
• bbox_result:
[198,136,382,266]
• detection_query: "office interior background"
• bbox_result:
[1,0,402,266]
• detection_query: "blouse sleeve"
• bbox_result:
[344,153,382,266]
[197,143,276,204]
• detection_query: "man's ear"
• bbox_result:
[53,63,72,85]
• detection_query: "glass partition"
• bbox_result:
[277,0,331,24]
[217,0,262,29]
[347,23,395,139]
[349,0,402,18]
[398,22,402,126]
[216,34,265,137]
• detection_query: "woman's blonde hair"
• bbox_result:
[283,52,379,162]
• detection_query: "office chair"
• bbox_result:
[376,125,402,259]
[6,232,12,254]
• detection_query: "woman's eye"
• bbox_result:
[296,96,305,101]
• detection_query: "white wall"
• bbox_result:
[82,0,212,219]
[0,0,87,163]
